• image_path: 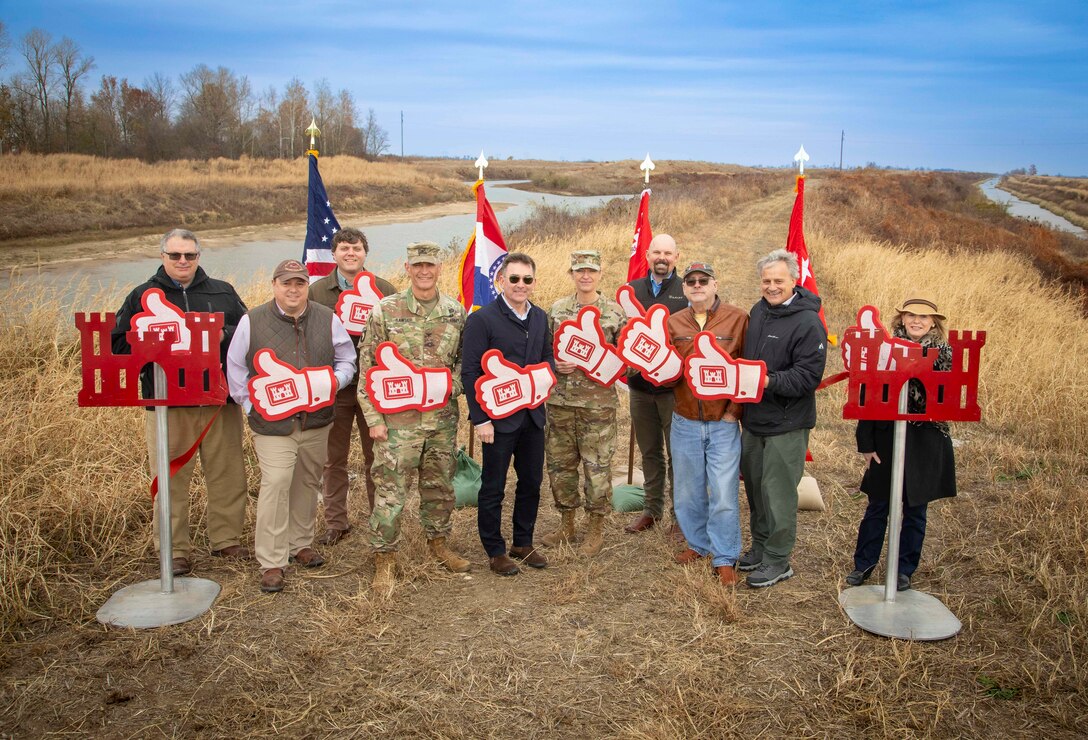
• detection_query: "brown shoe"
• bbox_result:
[716,565,738,586]
[289,548,326,568]
[171,556,192,576]
[210,545,250,559]
[318,526,352,546]
[673,548,705,565]
[509,546,547,569]
[624,514,657,534]
[489,554,520,576]
[260,568,285,593]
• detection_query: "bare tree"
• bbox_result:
[278,78,308,158]
[312,78,335,154]
[15,28,57,151]
[335,88,358,156]
[55,37,94,152]
[360,107,389,159]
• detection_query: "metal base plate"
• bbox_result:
[97,577,220,629]
[839,585,961,641]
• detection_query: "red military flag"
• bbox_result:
[626,188,653,283]
[786,175,836,344]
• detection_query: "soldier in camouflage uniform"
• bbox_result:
[542,250,626,556]
[357,241,469,594]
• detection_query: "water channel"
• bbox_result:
[978,177,1086,238]
[11,182,628,301]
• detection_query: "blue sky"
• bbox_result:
[3,1,1086,174]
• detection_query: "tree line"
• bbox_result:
[0,22,391,160]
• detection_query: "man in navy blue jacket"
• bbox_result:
[462,253,555,576]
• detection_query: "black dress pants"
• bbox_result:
[477,416,544,557]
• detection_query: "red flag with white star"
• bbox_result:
[785,175,836,344]
[626,189,653,283]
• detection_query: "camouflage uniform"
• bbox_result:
[546,287,626,514]
[358,255,465,553]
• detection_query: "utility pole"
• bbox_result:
[839,130,845,170]
[400,111,404,158]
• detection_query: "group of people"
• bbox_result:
[112,226,955,596]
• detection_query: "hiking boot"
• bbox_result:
[897,573,912,591]
[542,510,577,547]
[746,561,794,588]
[737,548,762,573]
[371,552,396,595]
[579,513,606,557]
[509,546,547,569]
[428,536,471,573]
[716,565,738,586]
[845,566,875,587]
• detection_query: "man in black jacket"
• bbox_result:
[739,249,827,588]
[623,234,689,534]
[111,228,250,578]
[462,253,555,576]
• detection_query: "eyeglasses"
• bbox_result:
[163,252,200,261]
[684,277,710,287]
[506,275,535,285]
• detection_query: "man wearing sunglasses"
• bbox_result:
[666,262,749,586]
[462,253,555,576]
[111,228,250,578]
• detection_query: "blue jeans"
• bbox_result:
[670,414,742,567]
[853,496,928,577]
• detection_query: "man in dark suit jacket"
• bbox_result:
[462,253,555,576]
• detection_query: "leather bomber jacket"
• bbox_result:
[667,298,749,422]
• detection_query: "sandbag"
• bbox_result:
[612,484,645,513]
[453,447,481,508]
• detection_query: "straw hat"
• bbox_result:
[895,294,946,320]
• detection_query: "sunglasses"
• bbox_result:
[684,277,711,287]
[506,274,535,285]
[163,252,200,261]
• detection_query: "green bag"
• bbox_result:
[453,447,481,508]
[611,484,645,513]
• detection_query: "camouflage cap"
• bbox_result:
[273,259,309,282]
[682,261,716,279]
[570,250,601,271]
[406,241,441,265]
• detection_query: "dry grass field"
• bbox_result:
[1000,174,1088,232]
[1,168,1086,738]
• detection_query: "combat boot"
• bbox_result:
[580,513,606,557]
[371,552,396,595]
[429,537,471,573]
[541,510,577,547]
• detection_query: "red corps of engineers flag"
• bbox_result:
[785,174,835,343]
[626,189,653,283]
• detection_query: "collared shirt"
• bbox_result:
[650,270,674,297]
[335,270,354,291]
[500,292,532,321]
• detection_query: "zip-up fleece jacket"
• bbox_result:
[741,286,827,436]
[627,271,688,394]
[667,298,749,422]
[111,265,247,404]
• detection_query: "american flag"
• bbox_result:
[302,153,340,281]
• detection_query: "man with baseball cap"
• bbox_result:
[357,241,470,595]
[226,258,357,593]
[666,261,750,586]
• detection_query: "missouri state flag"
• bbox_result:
[302,153,340,281]
[626,188,653,283]
[786,174,835,344]
[458,179,508,311]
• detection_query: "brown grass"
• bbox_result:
[1,169,1086,738]
[1000,174,1088,231]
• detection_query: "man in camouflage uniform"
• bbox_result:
[357,241,469,594]
[541,250,626,556]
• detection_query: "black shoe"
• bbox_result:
[897,574,912,591]
[845,566,875,587]
[737,548,763,573]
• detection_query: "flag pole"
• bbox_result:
[628,155,654,485]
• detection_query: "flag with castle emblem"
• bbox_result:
[626,189,653,282]
[786,175,835,343]
[302,153,340,281]
[457,180,508,311]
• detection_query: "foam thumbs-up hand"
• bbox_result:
[617,304,682,385]
[684,332,767,402]
[132,288,191,352]
[615,284,647,319]
[365,341,452,414]
[475,349,556,419]
[335,272,385,336]
[248,349,336,421]
[552,305,626,386]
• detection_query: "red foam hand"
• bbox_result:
[475,349,556,419]
[842,305,926,374]
[552,305,626,386]
[335,273,385,336]
[132,288,192,352]
[365,341,452,414]
[617,304,682,385]
[615,284,647,319]
[684,332,766,403]
[248,349,336,421]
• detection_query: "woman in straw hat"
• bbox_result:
[845,295,957,592]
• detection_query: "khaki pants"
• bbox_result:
[252,424,331,571]
[322,387,376,530]
[146,404,248,558]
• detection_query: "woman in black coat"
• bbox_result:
[846,295,957,591]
